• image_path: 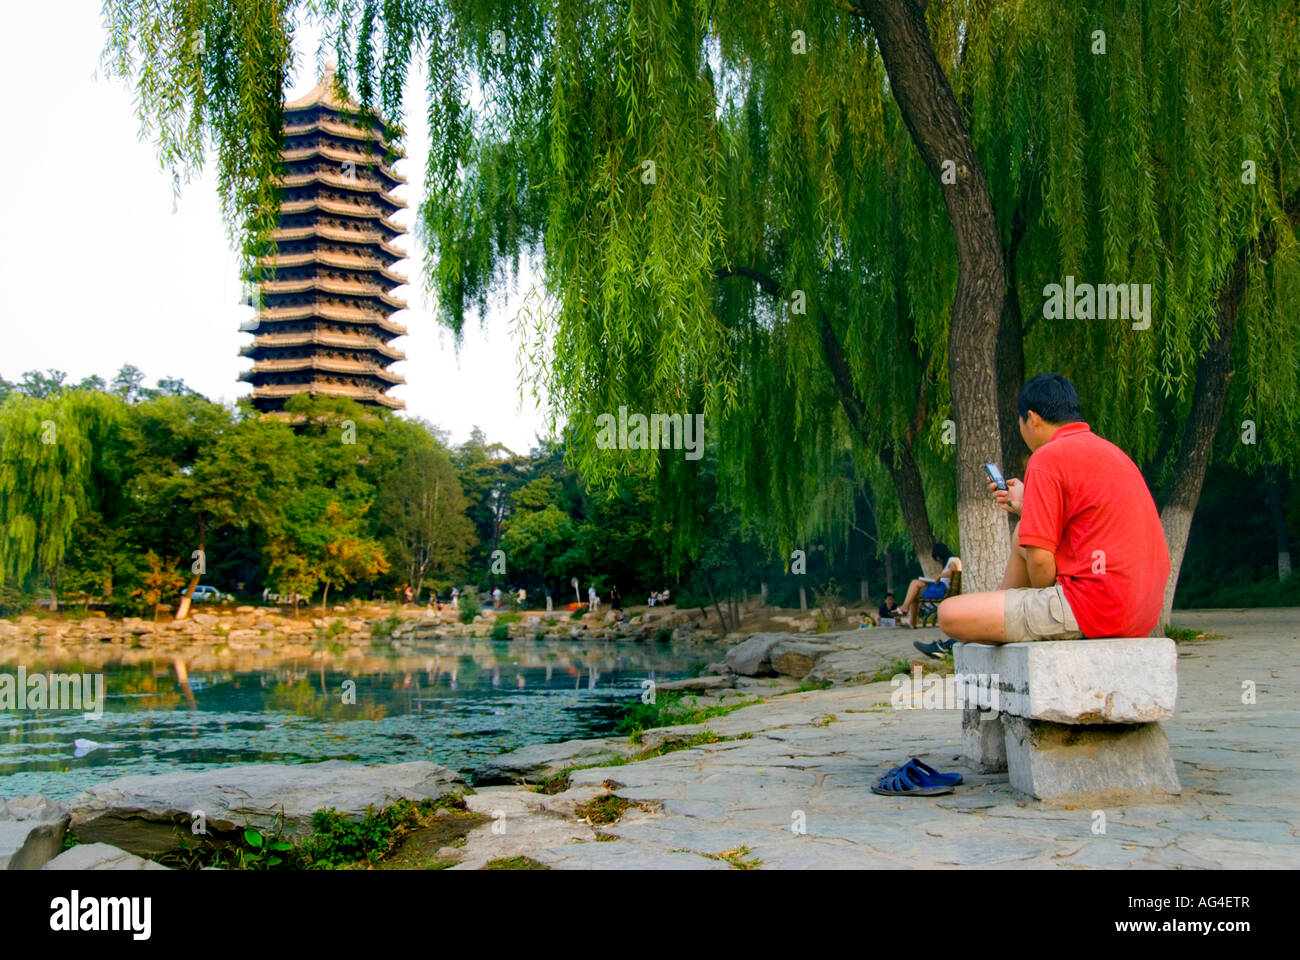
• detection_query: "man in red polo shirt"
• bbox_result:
[938,373,1170,644]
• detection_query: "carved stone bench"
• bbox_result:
[953,637,1181,806]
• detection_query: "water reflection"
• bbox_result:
[0,636,719,801]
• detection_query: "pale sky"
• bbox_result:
[0,0,555,454]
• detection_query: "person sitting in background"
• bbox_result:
[893,544,961,628]
[877,592,897,626]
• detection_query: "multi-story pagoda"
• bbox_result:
[239,63,408,414]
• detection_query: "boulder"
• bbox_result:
[724,633,787,676]
[769,639,834,678]
[43,843,170,870]
[0,795,69,870]
[191,613,220,628]
[68,761,466,857]
[804,648,891,686]
[474,738,639,786]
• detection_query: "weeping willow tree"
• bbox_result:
[100,0,1300,603]
[0,392,116,609]
[960,0,1300,622]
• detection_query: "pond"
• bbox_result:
[0,636,728,802]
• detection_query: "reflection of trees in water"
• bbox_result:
[264,680,387,721]
[6,640,721,712]
[101,663,183,712]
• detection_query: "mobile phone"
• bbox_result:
[983,462,1007,491]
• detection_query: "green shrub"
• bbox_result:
[614,690,762,734]
[300,799,435,868]
[459,588,480,624]
[0,584,31,618]
[570,607,586,620]
[370,613,400,640]
[491,620,510,641]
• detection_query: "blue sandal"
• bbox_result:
[900,757,963,785]
[871,762,955,797]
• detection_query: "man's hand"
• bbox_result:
[988,477,1024,514]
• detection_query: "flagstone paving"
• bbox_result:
[452,609,1299,869]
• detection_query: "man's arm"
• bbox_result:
[1025,546,1058,588]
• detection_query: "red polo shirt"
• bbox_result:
[1017,422,1170,637]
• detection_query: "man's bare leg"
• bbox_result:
[938,523,1025,643]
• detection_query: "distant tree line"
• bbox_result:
[1,366,1293,623]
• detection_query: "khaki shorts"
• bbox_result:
[1003,584,1085,643]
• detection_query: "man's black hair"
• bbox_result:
[1017,373,1083,424]
[931,542,952,562]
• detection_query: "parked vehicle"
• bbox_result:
[181,585,224,604]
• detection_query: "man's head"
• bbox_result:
[884,592,895,604]
[1017,373,1082,450]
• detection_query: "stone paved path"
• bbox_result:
[452,609,1299,869]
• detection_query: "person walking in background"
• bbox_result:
[451,586,459,610]
[492,586,502,609]
[588,584,599,612]
[610,585,622,612]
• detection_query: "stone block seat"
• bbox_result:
[953,637,1181,806]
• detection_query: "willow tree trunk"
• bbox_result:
[1267,470,1292,581]
[814,306,940,576]
[719,262,945,576]
[880,445,940,578]
[860,0,1008,593]
[175,518,207,622]
[1159,211,1286,628]
[996,205,1028,482]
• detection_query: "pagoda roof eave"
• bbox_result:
[239,332,406,361]
[256,277,408,309]
[281,146,407,184]
[278,173,408,208]
[248,381,406,410]
[252,305,409,335]
[257,251,409,285]
[240,357,406,385]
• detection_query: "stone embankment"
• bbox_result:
[0,603,714,667]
